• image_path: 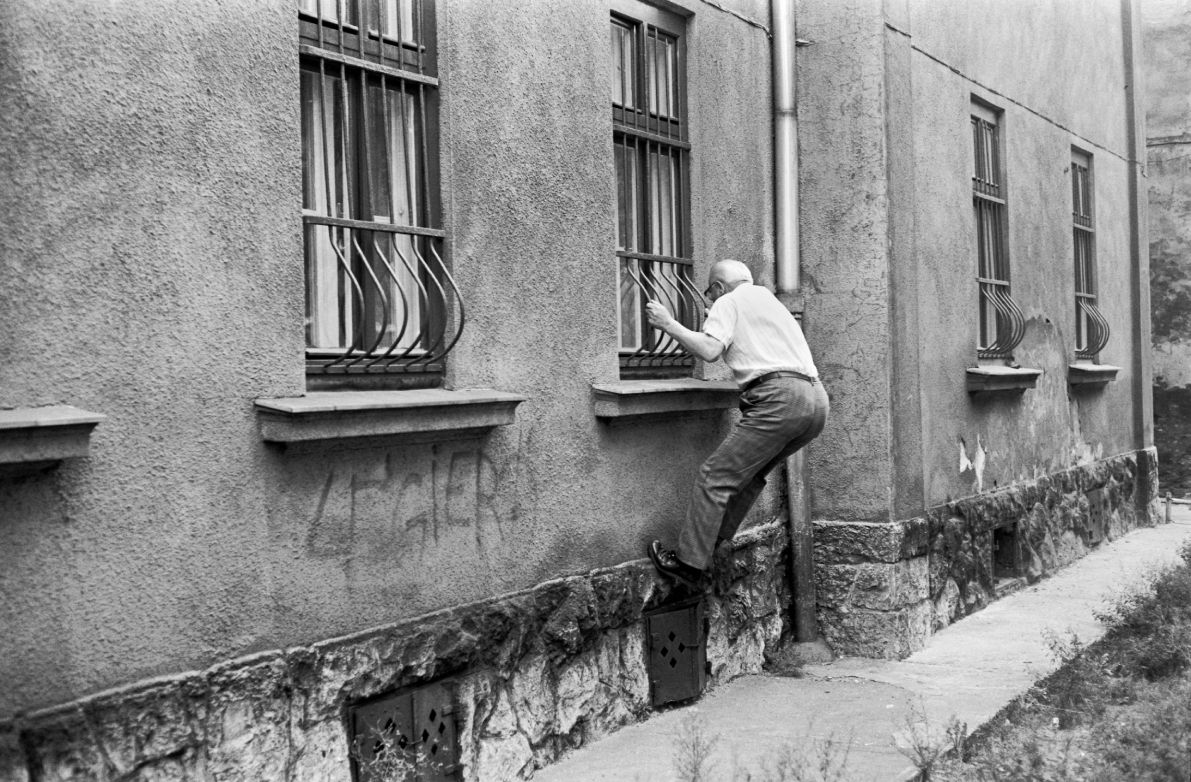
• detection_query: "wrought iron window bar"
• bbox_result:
[1072,159,1108,360]
[1074,293,1110,360]
[612,10,694,376]
[972,114,1024,359]
[618,251,706,374]
[300,0,463,381]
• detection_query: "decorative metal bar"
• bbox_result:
[612,125,692,151]
[305,226,460,375]
[300,44,439,87]
[615,249,695,267]
[1075,296,1110,359]
[619,255,705,369]
[977,280,1025,358]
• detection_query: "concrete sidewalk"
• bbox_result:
[534,503,1191,782]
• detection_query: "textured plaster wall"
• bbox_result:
[798,0,1144,521]
[0,0,777,720]
[796,0,895,522]
[910,69,1139,506]
[1143,0,1191,494]
[0,0,304,722]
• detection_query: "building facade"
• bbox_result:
[0,0,1156,780]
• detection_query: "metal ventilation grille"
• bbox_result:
[349,680,458,781]
[645,596,707,707]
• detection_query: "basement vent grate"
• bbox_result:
[348,680,459,782]
[1086,487,1110,545]
[645,595,707,707]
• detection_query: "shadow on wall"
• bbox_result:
[1154,382,1191,498]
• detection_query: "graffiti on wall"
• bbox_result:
[304,443,520,562]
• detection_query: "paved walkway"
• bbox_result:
[535,502,1191,782]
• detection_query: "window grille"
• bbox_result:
[971,109,1024,359]
[299,0,462,381]
[1071,153,1109,359]
[611,6,702,377]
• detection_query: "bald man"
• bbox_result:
[644,259,829,588]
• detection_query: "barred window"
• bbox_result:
[299,0,460,384]
[971,102,1024,359]
[611,1,701,378]
[1071,150,1109,359]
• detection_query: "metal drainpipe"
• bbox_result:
[772,0,817,642]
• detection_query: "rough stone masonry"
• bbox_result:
[813,449,1161,658]
[0,523,789,782]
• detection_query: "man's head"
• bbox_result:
[705,259,753,302]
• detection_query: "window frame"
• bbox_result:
[971,100,1025,360]
[299,0,459,390]
[1071,148,1109,361]
[610,0,699,378]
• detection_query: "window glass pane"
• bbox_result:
[611,21,634,109]
[303,68,357,351]
[619,258,643,350]
[648,32,676,119]
[306,223,353,350]
[381,0,416,43]
[649,147,679,256]
[615,140,639,251]
[299,0,357,25]
[301,68,353,217]
[366,81,422,350]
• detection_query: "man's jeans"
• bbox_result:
[677,375,829,570]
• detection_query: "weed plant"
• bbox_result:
[670,712,854,782]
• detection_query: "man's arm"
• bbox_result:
[645,301,724,362]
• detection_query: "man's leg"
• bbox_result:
[715,385,829,543]
[677,380,827,569]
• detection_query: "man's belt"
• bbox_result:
[742,370,819,393]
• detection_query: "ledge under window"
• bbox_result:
[965,365,1043,395]
[0,406,106,477]
[254,389,526,444]
[1068,363,1120,388]
[592,379,739,420]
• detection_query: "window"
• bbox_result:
[1071,150,1109,360]
[611,2,700,377]
[971,102,1024,359]
[300,0,460,385]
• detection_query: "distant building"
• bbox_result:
[1143,0,1191,497]
[0,1,1156,779]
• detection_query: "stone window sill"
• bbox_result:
[254,389,526,444]
[592,379,739,420]
[1068,363,1120,388]
[0,405,106,477]
[965,365,1042,395]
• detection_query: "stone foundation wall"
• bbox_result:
[813,448,1161,659]
[0,523,789,782]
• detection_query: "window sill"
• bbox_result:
[592,379,739,420]
[1068,363,1120,388]
[254,389,526,444]
[965,366,1042,395]
[0,406,106,477]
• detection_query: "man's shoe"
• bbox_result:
[648,540,704,589]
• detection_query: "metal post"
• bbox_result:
[773,0,817,642]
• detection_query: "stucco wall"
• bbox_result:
[1144,0,1191,495]
[907,30,1141,507]
[797,0,895,522]
[0,0,777,720]
[798,0,1145,521]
